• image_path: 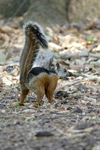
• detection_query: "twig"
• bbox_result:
[56,78,83,91]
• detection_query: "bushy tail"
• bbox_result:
[20,21,48,84]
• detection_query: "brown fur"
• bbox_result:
[25,73,58,104]
[20,32,38,84]
[19,73,58,104]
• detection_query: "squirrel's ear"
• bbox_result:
[50,66,55,72]
[56,63,60,71]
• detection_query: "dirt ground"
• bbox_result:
[0,17,100,150]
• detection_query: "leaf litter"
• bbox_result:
[0,17,100,150]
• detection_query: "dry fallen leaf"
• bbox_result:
[10,102,20,106]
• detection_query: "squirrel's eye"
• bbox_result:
[64,69,66,72]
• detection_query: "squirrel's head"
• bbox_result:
[52,63,69,79]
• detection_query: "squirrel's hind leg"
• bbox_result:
[45,89,54,103]
[19,84,29,104]
[45,82,57,103]
[28,79,45,104]
[45,75,58,103]
[36,92,44,104]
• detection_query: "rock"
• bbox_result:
[68,0,100,22]
[0,0,30,18]
[73,107,82,113]
[35,129,54,137]
[77,83,87,93]
[76,123,93,130]
[24,0,68,27]
[54,91,69,99]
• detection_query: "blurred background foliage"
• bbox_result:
[0,0,100,27]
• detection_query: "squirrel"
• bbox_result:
[19,21,69,105]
